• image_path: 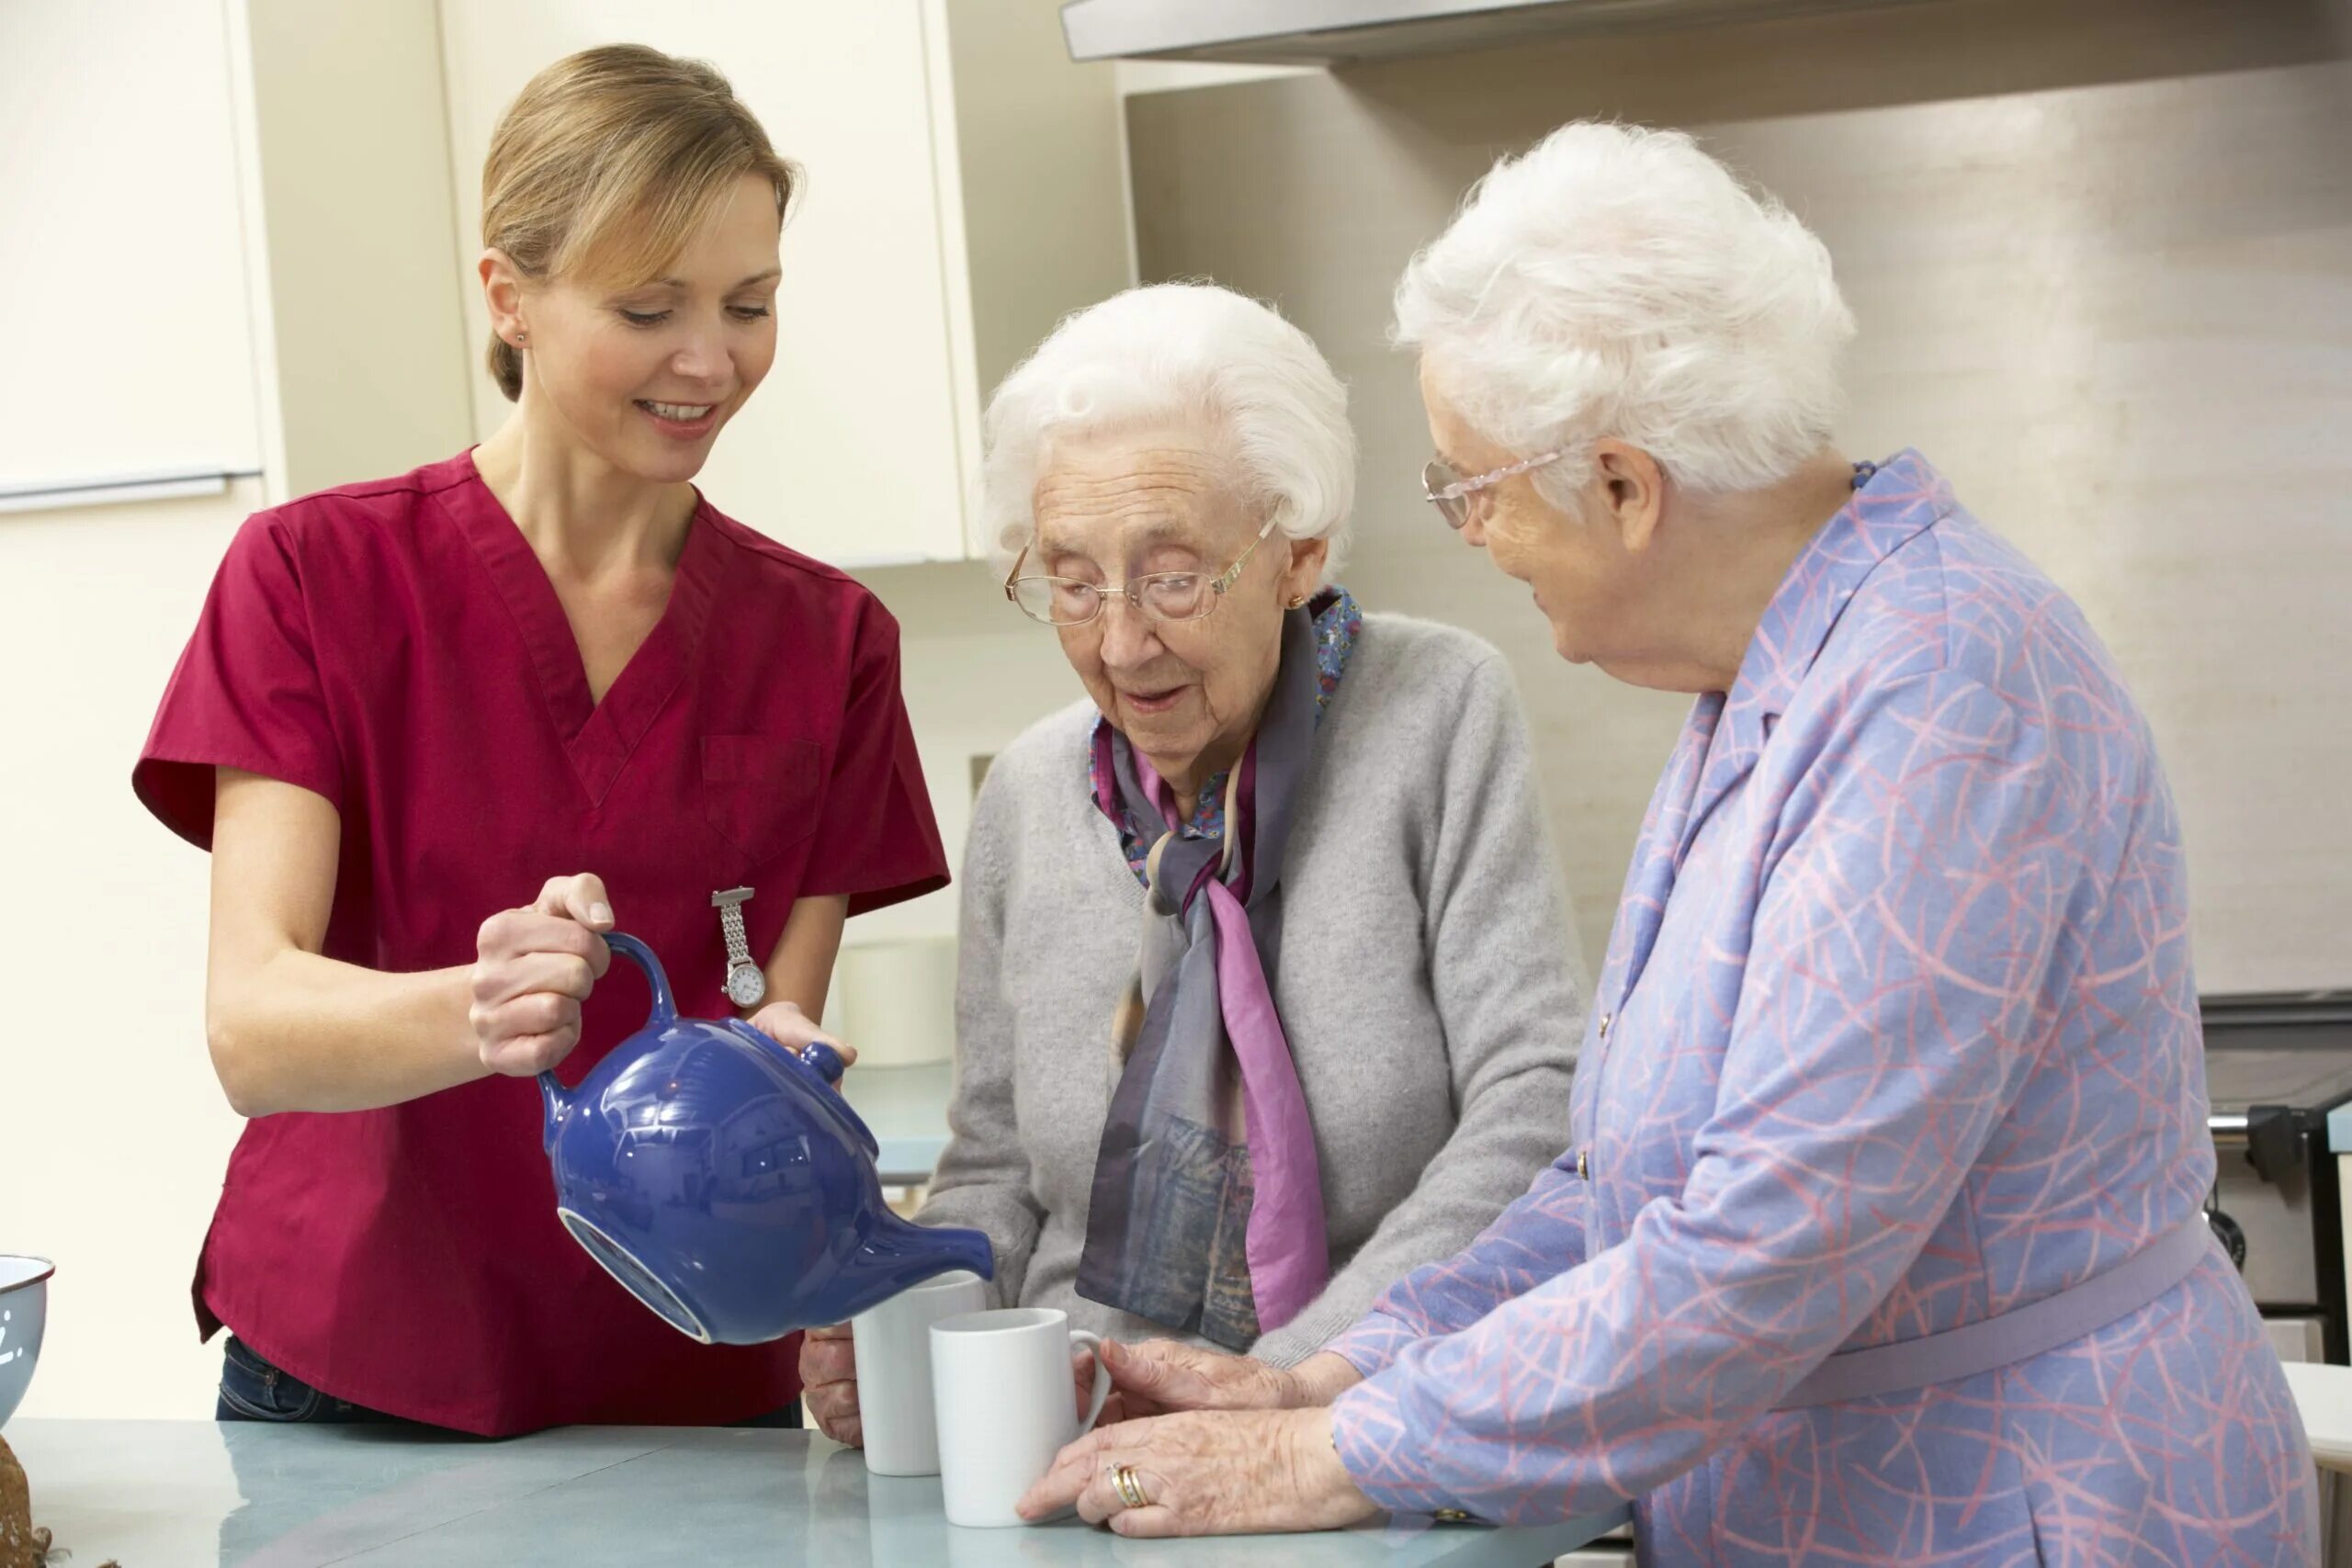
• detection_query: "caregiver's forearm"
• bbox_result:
[209,948,482,1116]
[206,768,484,1116]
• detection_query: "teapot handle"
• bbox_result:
[600,931,676,1024]
[537,931,674,1149]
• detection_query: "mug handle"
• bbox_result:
[1069,1330,1113,1432]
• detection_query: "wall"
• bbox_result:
[826,55,1313,940]
[10,0,2347,1427]
[241,0,474,501]
[1116,0,2352,987]
[858,0,2352,991]
[0,3,1085,1421]
[438,0,978,565]
[836,562,1078,943]
[2,0,475,1424]
[0,0,264,491]
[1,488,259,1419]
[944,0,1131,448]
[816,0,2352,986]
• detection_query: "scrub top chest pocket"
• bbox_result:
[702,734,823,869]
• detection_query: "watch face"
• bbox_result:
[725,964,766,1009]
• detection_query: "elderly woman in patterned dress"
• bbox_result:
[1021,124,2318,1562]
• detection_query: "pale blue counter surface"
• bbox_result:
[2327,1103,2352,1154]
[6,1419,1631,1565]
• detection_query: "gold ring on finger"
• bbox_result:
[1109,1462,1150,1510]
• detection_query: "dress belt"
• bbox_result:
[1773,1213,2218,1411]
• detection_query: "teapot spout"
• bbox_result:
[844,1212,996,1311]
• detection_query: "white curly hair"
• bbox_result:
[1395,121,1856,507]
[980,283,1355,582]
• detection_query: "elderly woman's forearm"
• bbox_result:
[1326,1186,1885,1522]
[1356,1159,1589,1345]
[1287,1351,1364,1405]
[1305,1157,1588,1385]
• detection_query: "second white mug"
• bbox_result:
[849,1269,989,1476]
[930,1307,1112,1528]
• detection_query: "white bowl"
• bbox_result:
[0,1256,52,1427]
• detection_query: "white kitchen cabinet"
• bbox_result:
[0,1,257,500]
[435,0,1130,568]
[0,0,475,510]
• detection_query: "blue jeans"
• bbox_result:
[214,1336,802,1428]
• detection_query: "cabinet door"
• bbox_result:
[0,0,264,495]
[437,1,968,565]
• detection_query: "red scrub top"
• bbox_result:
[133,451,948,1436]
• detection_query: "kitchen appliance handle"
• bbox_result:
[0,465,258,513]
[2207,1106,2305,1186]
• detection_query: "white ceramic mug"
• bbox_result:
[849,1269,989,1476]
[930,1307,1113,1528]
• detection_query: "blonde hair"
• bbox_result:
[481,44,797,401]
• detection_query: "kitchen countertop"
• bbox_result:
[836,1059,955,1184]
[3,1419,1632,1565]
[2284,1361,2352,1472]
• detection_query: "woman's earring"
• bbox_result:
[511,330,528,347]
[1286,592,1310,610]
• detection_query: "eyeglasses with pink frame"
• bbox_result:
[1420,449,1564,530]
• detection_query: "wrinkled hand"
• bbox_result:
[747,999,858,1069]
[469,874,614,1077]
[799,1323,863,1446]
[1018,1407,1375,1538]
[1095,1339,1314,1424]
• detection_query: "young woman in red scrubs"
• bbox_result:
[131,45,946,1437]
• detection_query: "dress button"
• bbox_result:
[1575,1148,1590,1180]
[1599,1011,1613,1040]
[1434,1508,1474,1523]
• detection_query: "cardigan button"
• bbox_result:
[1434,1508,1474,1523]
[1576,1148,1590,1181]
[1599,1010,1613,1040]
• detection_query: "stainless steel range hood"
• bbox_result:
[1062,0,1945,65]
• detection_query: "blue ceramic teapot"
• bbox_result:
[540,932,992,1344]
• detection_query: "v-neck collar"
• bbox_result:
[443,450,725,805]
[1668,449,1951,869]
[1583,452,1954,1142]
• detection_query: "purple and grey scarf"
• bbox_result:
[1075,589,1359,1347]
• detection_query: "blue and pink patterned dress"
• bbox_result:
[1327,451,2317,1563]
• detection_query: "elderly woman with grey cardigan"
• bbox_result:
[797,282,1585,1444]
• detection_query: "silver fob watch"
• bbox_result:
[712,886,765,1009]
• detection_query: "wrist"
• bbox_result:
[1286,1350,1363,1407]
[1288,1407,1374,1525]
[450,964,495,1077]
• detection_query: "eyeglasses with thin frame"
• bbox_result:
[1421,450,1563,530]
[1002,514,1280,627]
